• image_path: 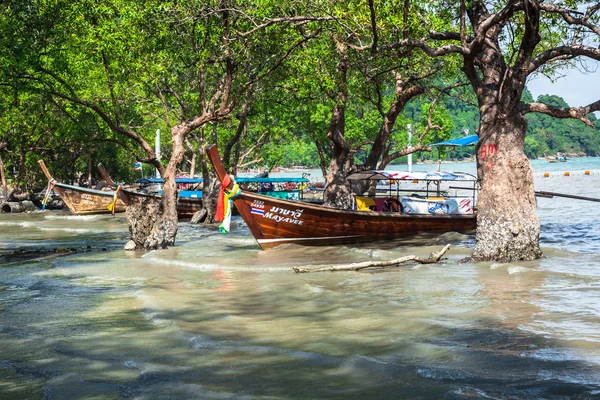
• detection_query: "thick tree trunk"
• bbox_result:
[126,196,162,249]
[323,42,353,210]
[128,132,185,249]
[197,146,219,224]
[323,103,353,209]
[473,112,542,262]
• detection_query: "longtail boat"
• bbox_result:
[97,164,202,218]
[38,160,126,215]
[98,163,310,219]
[206,144,477,250]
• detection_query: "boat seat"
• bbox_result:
[354,196,376,211]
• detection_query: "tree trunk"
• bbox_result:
[472,112,542,262]
[129,132,185,249]
[323,103,353,209]
[148,133,184,248]
[189,152,197,177]
[14,149,26,190]
[323,42,353,210]
[199,146,219,224]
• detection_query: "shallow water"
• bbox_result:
[1,160,600,399]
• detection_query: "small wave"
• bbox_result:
[0,221,21,227]
[507,266,533,275]
[39,227,94,233]
[44,215,101,221]
[143,256,289,271]
[0,221,38,229]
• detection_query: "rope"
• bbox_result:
[107,185,122,215]
[41,179,56,211]
[219,182,241,234]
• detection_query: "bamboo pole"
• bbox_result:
[293,244,451,273]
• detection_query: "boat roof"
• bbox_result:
[347,170,477,181]
[136,176,309,184]
[136,177,203,184]
[430,134,479,147]
[238,177,308,183]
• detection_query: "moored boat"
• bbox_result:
[97,165,203,219]
[38,160,126,215]
[206,145,477,250]
[97,164,310,219]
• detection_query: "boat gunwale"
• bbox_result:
[53,182,118,197]
[238,190,476,220]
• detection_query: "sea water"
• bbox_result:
[1,159,600,399]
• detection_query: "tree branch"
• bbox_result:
[529,44,600,74]
[519,99,600,126]
[538,3,600,36]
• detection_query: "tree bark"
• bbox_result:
[472,112,542,262]
[144,131,185,249]
[14,149,26,190]
[199,146,219,224]
[323,41,353,209]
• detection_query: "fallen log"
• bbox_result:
[292,244,451,273]
[1,200,39,213]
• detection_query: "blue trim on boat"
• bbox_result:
[238,177,308,183]
[136,177,309,184]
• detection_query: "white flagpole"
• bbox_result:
[407,124,413,173]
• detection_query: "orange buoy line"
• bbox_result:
[534,170,600,178]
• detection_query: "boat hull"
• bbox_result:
[54,184,126,215]
[233,191,477,250]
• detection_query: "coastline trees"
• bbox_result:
[2,0,324,248]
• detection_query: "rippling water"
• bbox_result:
[1,159,600,399]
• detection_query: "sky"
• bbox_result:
[526,60,600,108]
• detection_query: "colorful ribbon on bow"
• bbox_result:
[107,185,122,215]
[41,179,56,211]
[216,175,241,234]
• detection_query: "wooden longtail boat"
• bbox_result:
[98,164,310,219]
[38,160,126,215]
[97,164,203,219]
[206,144,477,250]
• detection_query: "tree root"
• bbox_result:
[292,244,451,273]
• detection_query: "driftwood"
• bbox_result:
[292,244,451,273]
[1,200,39,213]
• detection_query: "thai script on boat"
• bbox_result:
[263,206,304,224]
[80,193,96,205]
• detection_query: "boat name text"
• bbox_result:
[263,206,304,224]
